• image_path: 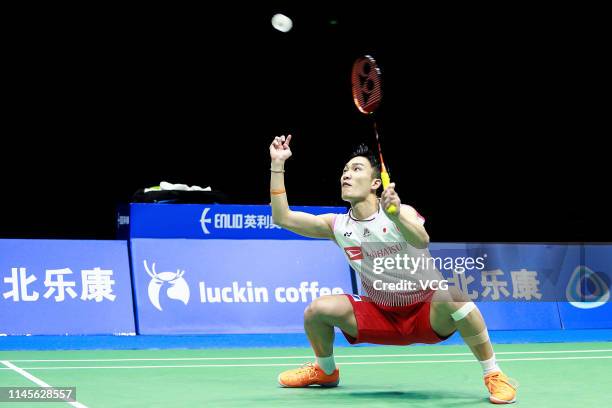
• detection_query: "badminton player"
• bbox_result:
[269,135,518,404]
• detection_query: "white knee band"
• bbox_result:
[451,302,476,322]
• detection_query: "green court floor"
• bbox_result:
[1,342,611,407]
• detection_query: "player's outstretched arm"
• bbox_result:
[269,135,335,239]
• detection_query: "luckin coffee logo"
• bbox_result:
[144,260,190,311]
[567,265,610,309]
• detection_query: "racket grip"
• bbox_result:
[381,171,398,215]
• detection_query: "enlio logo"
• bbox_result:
[200,208,212,234]
[567,265,610,309]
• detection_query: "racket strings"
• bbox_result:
[351,57,382,113]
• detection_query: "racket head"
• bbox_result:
[351,55,382,114]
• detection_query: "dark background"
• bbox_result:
[1,4,604,242]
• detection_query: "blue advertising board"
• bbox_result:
[429,243,582,302]
[130,238,353,334]
[0,240,135,335]
[557,245,612,329]
[116,204,612,333]
[426,243,584,329]
[118,203,347,239]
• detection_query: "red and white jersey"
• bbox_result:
[332,203,436,307]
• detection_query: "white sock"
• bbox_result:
[479,355,500,375]
[315,355,336,375]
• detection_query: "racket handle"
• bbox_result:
[381,171,397,215]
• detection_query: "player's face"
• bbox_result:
[340,156,380,202]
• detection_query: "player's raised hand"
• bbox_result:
[270,134,293,163]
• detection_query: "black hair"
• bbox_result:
[348,143,382,181]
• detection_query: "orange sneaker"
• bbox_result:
[278,362,339,388]
[484,371,518,404]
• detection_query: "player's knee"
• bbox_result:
[304,296,340,321]
[431,300,454,317]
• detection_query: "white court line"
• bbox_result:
[8,348,612,363]
[3,355,612,370]
[0,360,88,407]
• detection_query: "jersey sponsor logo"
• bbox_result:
[362,243,405,259]
[343,231,352,237]
[344,246,363,260]
[362,227,371,238]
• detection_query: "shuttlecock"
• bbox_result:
[271,13,293,33]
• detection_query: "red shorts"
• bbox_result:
[341,294,452,346]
